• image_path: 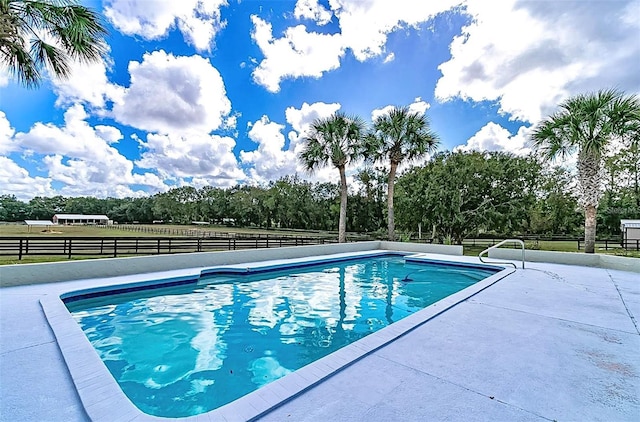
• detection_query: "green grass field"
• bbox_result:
[1,223,637,264]
[0,224,152,237]
[0,223,337,238]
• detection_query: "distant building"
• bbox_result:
[620,219,640,250]
[24,220,54,232]
[53,214,109,225]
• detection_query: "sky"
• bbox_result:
[1,0,639,201]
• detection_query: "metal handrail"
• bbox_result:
[478,239,525,269]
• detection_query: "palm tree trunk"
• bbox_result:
[338,166,348,243]
[577,154,602,254]
[387,161,398,241]
[584,205,597,254]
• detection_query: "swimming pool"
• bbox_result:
[61,252,503,418]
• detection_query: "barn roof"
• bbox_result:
[53,214,109,220]
[24,220,54,226]
[620,219,640,230]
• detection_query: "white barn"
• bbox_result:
[52,214,109,225]
[620,219,640,250]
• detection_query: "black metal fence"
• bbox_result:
[578,238,640,251]
[3,234,637,260]
[0,235,337,260]
[461,236,634,251]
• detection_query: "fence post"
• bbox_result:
[68,239,72,259]
[197,238,202,252]
[577,240,581,250]
[18,239,23,260]
[168,239,172,253]
[114,239,118,257]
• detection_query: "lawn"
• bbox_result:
[0,223,337,238]
[0,224,157,237]
[1,223,637,264]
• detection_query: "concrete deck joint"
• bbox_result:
[0,339,57,355]
[376,354,556,422]
[607,269,640,335]
[468,300,640,336]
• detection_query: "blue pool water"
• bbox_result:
[66,254,498,417]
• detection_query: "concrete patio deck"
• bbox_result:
[1,260,638,421]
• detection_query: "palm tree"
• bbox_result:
[299,112,366,243]
[531,89,640,253]
[367,106,439,241]
[0,0,108,88]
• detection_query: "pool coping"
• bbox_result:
[40,251,514,422]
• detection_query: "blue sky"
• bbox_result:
[1,0,639,200]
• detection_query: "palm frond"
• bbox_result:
[370,106,439,165]
[30,37,69,77]
[530,111,575,161]
[298,111,366,174]
[0,0,108,88]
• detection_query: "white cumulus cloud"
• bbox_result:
[112,51,231,135]
[0,156,54,200]
[332,0,460,61]
[251,0,460,91]
[251,15,345,93]
[408,97,431,115]
[15,105,122,161]
[104,0,227,51]
[0,111,17,154]
[136,132,245,188]
[51,47,124,111]
[371,97,431,121]
[294,0,333,25]
[455,122,532,156]
[435,0,640,123]
[10,104,166,198]
[240,115,297,184]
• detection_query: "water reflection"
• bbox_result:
[69,256,494,417]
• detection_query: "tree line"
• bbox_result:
[1,146,638,241]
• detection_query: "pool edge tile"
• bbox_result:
[40,251,513,422]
